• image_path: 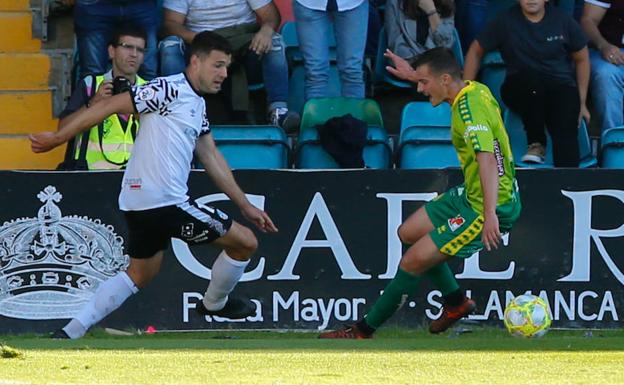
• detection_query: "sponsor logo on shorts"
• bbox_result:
[188,230,210,243]
[448,215,465,232]
[216,209,228,220]
[181,223,194,238]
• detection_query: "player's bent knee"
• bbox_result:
[397,224,416,245]
[398,255,427,275]
[225,225,258,260]
[239,228,258,255]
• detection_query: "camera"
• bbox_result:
[112,76,132,95]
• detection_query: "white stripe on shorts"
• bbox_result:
[177,201,227,236]
[178,201,212,223]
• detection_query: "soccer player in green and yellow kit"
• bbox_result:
[320,47,521,339]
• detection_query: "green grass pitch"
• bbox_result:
[1,328,623,385]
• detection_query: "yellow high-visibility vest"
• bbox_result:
[75,74,146,170]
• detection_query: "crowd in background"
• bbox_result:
[59,0,623,170]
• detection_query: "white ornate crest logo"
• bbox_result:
[0,186,128,320]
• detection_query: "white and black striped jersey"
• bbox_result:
[119,72,210,211]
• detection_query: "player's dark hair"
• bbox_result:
[109,24,147,48]
[188,31,233,58]
[411,47,462,79]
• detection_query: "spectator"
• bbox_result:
[454,0,489,52]
[294,0,369,100]
[580,0,624,133]
[59,24,148,170]
[67,0,158,80]
[464,0,590,167]
[159,0,300,131]
[366,1,383,58]
[385,0,456,61]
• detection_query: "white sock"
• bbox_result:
[202,251,249,311]
[63,271,138,339]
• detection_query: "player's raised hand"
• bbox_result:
[384,49,415,81]
[241,204,278,233]
[481,213,501,251]
[29,132,62,153]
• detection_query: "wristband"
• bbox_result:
[425,9,438,16]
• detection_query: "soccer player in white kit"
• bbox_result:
[30,31,278,339]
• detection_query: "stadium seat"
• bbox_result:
[400,100,451,130]
[296,98,388,169]
[398,101,459,168]
[478,51,507,110]
[202,125,290,169]
[373,27,411,89]
[600,126,624,168]
[299,97,384,131]
[295,125,392,169]
[504,110,597,168]
[451,28,465,68]
[578,120,597,168]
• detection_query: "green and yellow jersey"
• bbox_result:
[451,81,517,213]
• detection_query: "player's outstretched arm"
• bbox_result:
[195,134,278,233]
[30,92,135,153]
[476,151,500,251]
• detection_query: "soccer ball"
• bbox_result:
[503,294,552,338]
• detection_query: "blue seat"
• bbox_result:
[601,126,624,168]
[400,101,451,130]
[578,120,596,168]
[451,27,465,68]
[296,125,392,169]
[374,27,411,89]
[504,110,597,168]
[398,102,458,168]
[373,26,464,90]
[204,125,290,169]
[479,51,507,110]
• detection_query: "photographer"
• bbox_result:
[59,24,147,170]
